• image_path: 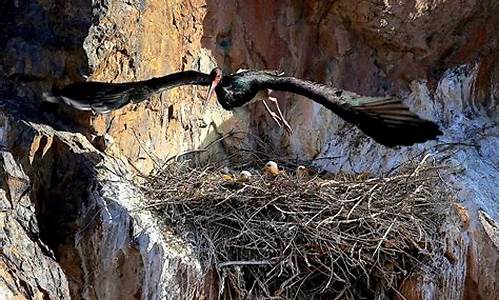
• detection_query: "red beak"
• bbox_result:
[206,78,220,101]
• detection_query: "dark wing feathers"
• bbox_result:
[355,97,400,106]
[45,70,211,113]
[345,96,442,147]
[46,82,149,113]
[257,74,442,147]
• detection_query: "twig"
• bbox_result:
[217,260,271,269]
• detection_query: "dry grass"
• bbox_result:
[139,154,451,300]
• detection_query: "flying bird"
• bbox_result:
[46,67,442,147]
[43,69,222,113]
[209,69,442,147]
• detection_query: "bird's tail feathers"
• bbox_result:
[347,97,442,147]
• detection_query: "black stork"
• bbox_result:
[208,68,442,147]
[45,67,442,147]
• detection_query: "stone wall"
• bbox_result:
[0,0,497,299]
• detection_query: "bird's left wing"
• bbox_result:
[254,74,442,147]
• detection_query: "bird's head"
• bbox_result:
[206,67,223,102]
[297,165,306,172]
[296,165,311,178]
[262,161,280,177]
[238,170,252,182]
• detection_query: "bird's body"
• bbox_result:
[296,165,316,178]
[44,71,213,113]
[233,69,284,105]
[214,70,442,147]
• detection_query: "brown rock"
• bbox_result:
[0,0,497,299]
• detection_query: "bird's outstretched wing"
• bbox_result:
[44,81,144,113]
[335,94,442,147]
[236,69,284,76]
[44,70,212,113]
[249,73,442,147]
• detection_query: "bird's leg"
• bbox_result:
[261,98,284,128]
[267,90,293,135]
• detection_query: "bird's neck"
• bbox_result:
[146,71,212,92]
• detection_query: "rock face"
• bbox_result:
[0,101,207,299]
[0,0,497,299]
[0,149,70,300]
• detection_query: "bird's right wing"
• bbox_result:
[44,70,212,113]
[44,81,147,113]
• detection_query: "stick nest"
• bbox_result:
[141,156,451,300]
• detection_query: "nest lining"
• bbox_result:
[140,157,451,300]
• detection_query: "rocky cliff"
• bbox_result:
[0,0,497,299]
